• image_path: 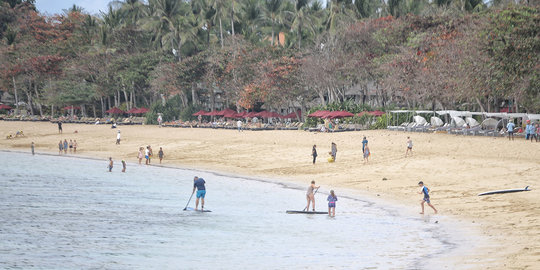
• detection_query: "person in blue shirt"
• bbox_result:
[506,120,515,141]
[362,136,368,153]
[418,181,437,215]
[192,176,206,211]
[525,120,534,141]
[327,190,337,217]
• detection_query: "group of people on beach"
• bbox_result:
[137,146,164,165]
[506,119,540,142]
[108,157,126,173]
[311,136,372,165]
[58,139,77,154]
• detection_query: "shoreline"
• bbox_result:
[2,149,483,269]
[1,121,538,269]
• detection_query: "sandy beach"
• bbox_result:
[1,121,539,269]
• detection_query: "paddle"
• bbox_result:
[183,191,194,211]
[303,187,320,211]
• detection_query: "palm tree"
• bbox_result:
[262,0,286,46]
[210,0,228,48]
[191,0,216,46]
[287,0,317,49]
[240,0,262,42]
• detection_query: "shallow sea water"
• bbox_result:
[0,151,469,269]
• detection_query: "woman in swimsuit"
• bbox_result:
[306,181,320,212]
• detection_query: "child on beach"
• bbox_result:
[331,142,337,161]
[363,145,370,163]
[63,139,68,154]
[69,139,73,153]
[108,157,113,172]
[58,140,63,154]
[306,181,320,212]
[121,160,126,172]
[31,142,35,155]
[145,146,150,165]
[138,147,144,164]
[362,136,368,153]
[158,147,164,164]
[312,145,317,164]
[148,146,153,164]
[405,137,413,157]
[418,181,437,214]
[327,190,337,217]
[73,140,77,153]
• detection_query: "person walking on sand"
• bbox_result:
[327,190,337,217]
[58,121,62,134]
[158,147,164,164]
[73,140,77,153]
[157,114,163,127]
[362,136,368,153]
[331,142,337,161]
[237,120,243,132]
[306,180,320,212]
[108,157,113,172]
[418,181,437,214]
[312,145,318,164]
[116,130,121,145]
[58,140,63,155]
[31,142,35,155]
[525,120,534,141]
[506,119,515,141]
[363,145,370,163]
[121,160,126,172]
[405,137,413,157]
[192,176,206,211]
[63,139,68,154]
[69,139,73,153]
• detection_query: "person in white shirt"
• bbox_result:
[237,120,243,132]
[116,130,121,145]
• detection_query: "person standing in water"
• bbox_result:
[145,146,150,165]
[192,176,206,211]
[121,160,126,172]
[311,145,317,164]
[138,147,144,164]
[158,147,164,164]
[69,139,73,154]
[108,157,113,172]
[405,137,413,157]
[73,140,78,153]
[331,142,337,161]
[327,190,337,217]
[306,180,320,212]
[31,142,35,155]
[418,181,437,214]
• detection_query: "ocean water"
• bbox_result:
[0,151,468,269]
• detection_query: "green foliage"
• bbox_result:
[145,95,183,124]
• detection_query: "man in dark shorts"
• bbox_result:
[58,121,62,134]
[192,176,206,211]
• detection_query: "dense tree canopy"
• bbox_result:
[0,0,538,120]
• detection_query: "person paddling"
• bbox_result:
[306,180,320,212]
[192,176,206,211]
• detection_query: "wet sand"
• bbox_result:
[1,121,539,269]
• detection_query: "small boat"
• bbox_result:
[286,210,328,214]
[478,186,531,196]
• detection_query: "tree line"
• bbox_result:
[0,0,538,121]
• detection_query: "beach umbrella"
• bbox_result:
[329,111,354,119]
[466,117,480,127]
[308,110,330,118]
[136,107,149,114]
[451,116,466,127]
[127,108,139,114]
[369,110,385,116]
[223,110,239,118]
[105,107,125,114]
[283,110,301,119]
[192,110,209,116]
[430,116,444,127]
[236,112,247,118]
[413,115,427,125]
[255,110,270,118]
[0,104,13,110]
[481,118,498,130]
[245,111,257,118]
[357,111,369,117]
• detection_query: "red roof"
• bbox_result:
[105,107,125,114]
[192,110,209,116]
[0,104,13,110]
